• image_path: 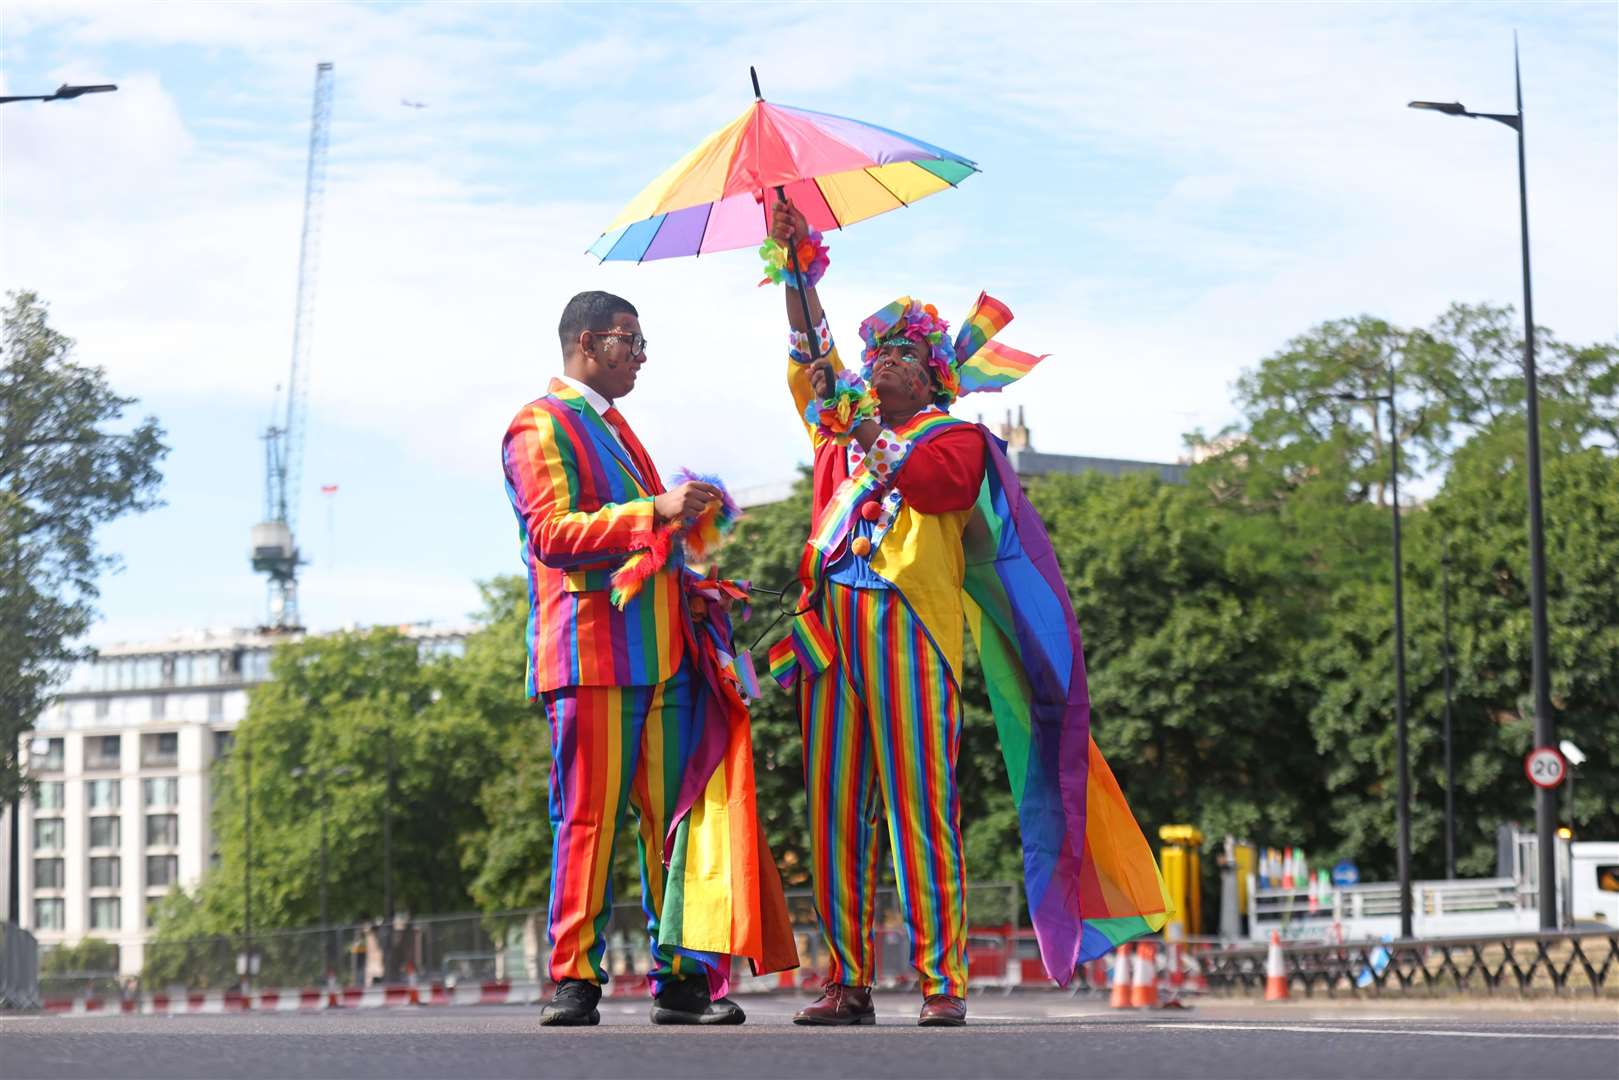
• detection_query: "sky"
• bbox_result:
[2,1,1615,648]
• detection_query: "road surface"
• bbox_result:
[3,992,1614,1079]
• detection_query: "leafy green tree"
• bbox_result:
[146,626,509,963]
[38,937,118,975]
[1,291,167,805]
[454,577,555,912]
[1028,472,1326,852]
[1306,426,1619,878]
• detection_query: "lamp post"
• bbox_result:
[0,83,118,105]
[1333,365,1413,939]
[242,735,253,994]
[1409,34,1555,930]
[1442,543,1456,881]
[291,763,355,982]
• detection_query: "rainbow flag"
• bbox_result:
[956,340,1048,395]
[952,292,1014,362]
[659,604,797,978]
[960,432,1171,975]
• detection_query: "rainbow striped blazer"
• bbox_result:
[502,378,685,695]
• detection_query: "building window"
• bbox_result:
[33,898,65,931]
[143,777,179,808]
[145,899,162,928]
[34,858,64,889]
[31,781,64,811]
[85,735,121,770]
[207,692,225,721]
[89,856,121,889]
[212,731,235,760]
[35,738,64,773]
[146,855,179,888]
[87,779,120,811]
[145,814,179,847]
[32,818,64,850]
[142,732,178,768]
[88,816,121,849]
[89,896,121,930]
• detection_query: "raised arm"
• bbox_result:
[771,198,885,452]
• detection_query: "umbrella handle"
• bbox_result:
[772,184,834,404]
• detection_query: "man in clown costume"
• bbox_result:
[762,201,1171,1027]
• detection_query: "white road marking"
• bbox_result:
[1124,1021,1619,1041]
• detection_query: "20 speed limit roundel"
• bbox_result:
[1524,746,1567,789]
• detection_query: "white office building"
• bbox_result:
[7,624,466,977]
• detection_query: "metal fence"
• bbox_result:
[130,882,1025,994]
[1,922,41,1010]
[1196,929,1619,998]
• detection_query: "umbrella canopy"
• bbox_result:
[589,99,978,263]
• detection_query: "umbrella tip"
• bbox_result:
[750,66,762,100]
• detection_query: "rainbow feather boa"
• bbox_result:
[610,470,742,609]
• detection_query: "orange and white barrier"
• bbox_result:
[1264,931,1289,1001]
[1110,943,1135,1008]
[1130,942,1159,1008]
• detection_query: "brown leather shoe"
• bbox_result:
[918,993,966,1027]
[792,983,876,1026]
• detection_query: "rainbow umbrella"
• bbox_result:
[588,70,978,263]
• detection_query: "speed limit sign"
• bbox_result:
[1524,746,1568,789]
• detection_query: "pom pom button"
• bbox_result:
[859,501,881,521]
[850,537,872,558]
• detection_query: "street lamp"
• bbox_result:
[1331,366,1413,939]
[1441,542,1456,881]
[291,763,355,983]
[1409,34,1556,930]
[0,83,118,105]
[242,734,254,994]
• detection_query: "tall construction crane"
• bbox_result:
[251,61,333,632]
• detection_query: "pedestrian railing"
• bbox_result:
[1196,929,1619,998]
[130,882,1026,995]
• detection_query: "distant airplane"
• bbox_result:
[401,99,427,109]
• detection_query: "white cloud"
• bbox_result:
[3,0,1612,643]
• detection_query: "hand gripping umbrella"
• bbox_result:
[588,68,979,365]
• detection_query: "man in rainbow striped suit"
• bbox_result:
[765,202,1171,1027]
[502,290,746,1027]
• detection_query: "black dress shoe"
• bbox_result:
[540,978,602,1026]
[650,976,746,1026]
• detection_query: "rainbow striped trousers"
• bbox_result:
[541,657,707,993]
[798,582,968,997]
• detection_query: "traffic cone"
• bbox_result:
[1187,945,1209,995]
[1130,942,1159,1008]
[1264,931,1289,1001]
[1110,944,1135,1009]
[1158,930,1189,1009]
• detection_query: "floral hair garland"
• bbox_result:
[857,299,962,405]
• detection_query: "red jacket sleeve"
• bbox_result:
[894,426,986,513]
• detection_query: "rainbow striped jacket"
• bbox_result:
[502,378,685,695]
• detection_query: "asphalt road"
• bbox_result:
[2,993,1615,1080]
